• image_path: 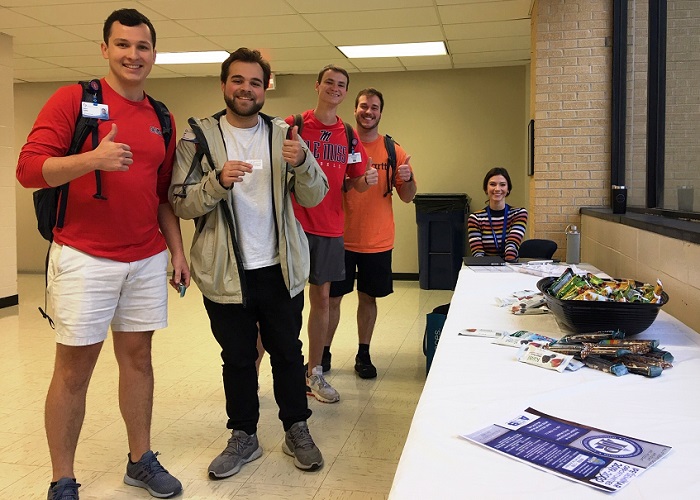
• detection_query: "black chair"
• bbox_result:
[519,239,557,259]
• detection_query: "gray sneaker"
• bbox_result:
[306,365,340,403]
[47,478,80,500]
[208,430,263,479]
[124,450,182,498]
[282,421,323,471]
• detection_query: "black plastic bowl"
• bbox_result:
[536,277,669,336]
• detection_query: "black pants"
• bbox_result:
[203,265,311,435]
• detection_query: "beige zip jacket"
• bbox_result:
[169,111,328,304]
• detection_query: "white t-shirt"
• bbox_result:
[220,116,279,270]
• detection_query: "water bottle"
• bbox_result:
[565,225,580,264]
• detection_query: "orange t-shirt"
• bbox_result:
[343,135,413,253]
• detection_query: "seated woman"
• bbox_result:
[468,167,528,261]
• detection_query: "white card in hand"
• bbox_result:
[247,159,263,170]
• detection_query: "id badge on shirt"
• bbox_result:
[82,102,109,119]
[348,152,362,164]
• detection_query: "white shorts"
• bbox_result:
[47,244,169,346]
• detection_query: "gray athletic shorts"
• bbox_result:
[305,233,345,285]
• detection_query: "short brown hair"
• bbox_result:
[317,64,350,88]
[103,9,156,47]
[355,88,384,111]
[220,47,272,89]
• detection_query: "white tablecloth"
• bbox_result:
[390,266,700,499]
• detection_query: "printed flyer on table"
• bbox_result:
[461,407,671,493]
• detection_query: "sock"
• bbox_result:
[323,345,331,356]
[358,343,370,355]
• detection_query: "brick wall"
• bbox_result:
[532,0,613,257]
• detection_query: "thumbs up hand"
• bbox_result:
[283,125,306,167]
[397,155,413,182]
[93,123,133,171]
[363,156,378,186]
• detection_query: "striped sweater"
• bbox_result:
[467,205,528,261]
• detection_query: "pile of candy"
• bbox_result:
[547,268,664,303]
[547,330,673,377]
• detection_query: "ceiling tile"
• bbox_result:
[264,46,343,62]
[142,0,295,19]
[178,15,313,36]
[0,7,44,29]
[444,19,530,39]
[272,59,358,74]
[13,41,100,58]
[439,0,531,24]
[156,37,224,53]
[207,32,328,51]
[11,1,166,25]
[303,8,439,31]
[12,57,60,70]
[58,23,102,42]
[36,54,106,68]
[399,54,453,67]
[155,62,221,77]
[288,0,432,13]
[449,35,530,54]
[401,63,453,71]
[452,49,530,65]
[350,57,404,70]
[1,26,85,45]
[324,26,445,46]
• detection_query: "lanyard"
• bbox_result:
[486,204,509,255]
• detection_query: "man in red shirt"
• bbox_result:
[287,66,377,403]
[16,9,188,500]
[329,88,417,379]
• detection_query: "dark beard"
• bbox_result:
[356,116,380,131]
[224,95,264,117]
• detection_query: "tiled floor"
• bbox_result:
[0,273,453,499]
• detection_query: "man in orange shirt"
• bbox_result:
[328,88,417,378]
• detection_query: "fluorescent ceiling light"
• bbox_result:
[156,51,229,65]
[337,41,447,59]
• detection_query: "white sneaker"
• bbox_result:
[306,365,340,403]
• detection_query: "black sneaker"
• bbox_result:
[321,350,332,373]
[47,478,80,500]
[354,353,377,379]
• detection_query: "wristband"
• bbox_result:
[407,172,414,182]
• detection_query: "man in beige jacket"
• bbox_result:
[169,48,328,479]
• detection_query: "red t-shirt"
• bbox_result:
[17,78,176,262]
[343,135,414,252]
[286,110,366,237]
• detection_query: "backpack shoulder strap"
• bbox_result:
[146,95,172,151]
[58,79,104,228]
[383,134,398,197]
[343,121,355,154]
[68,80,101,155]
[294,114,304,136]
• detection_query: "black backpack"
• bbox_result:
[33,79,172,242]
